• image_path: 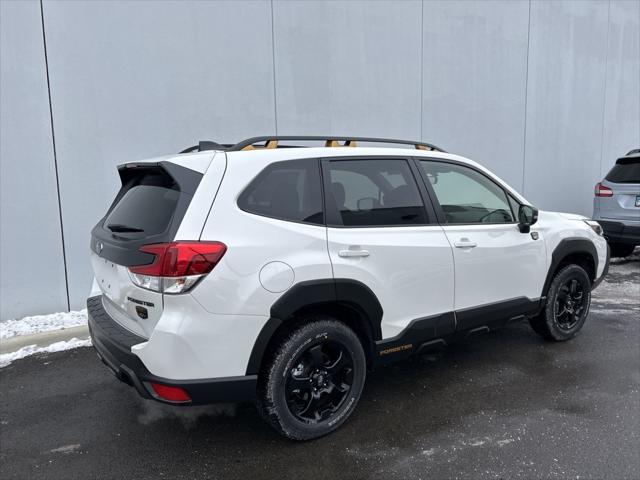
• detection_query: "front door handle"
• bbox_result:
[454,238,477,248]
[338,249,370,258]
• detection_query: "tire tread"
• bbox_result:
[256,315,365,440]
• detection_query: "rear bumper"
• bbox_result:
[598,220,640,245]
[87,295,257,405]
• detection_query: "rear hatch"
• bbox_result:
[90,161,203,338]
[600,155,640,222]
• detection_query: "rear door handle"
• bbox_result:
[454,239,477,248]
[338,249,370,258]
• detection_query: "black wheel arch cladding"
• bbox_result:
[248,239,600,376]
[542,237,598,297]
[245,279,383,376]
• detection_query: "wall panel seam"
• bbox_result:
[39,0,70,312]
[270,0,278,135]
[420,0,424,142]
[599,0,612,176]
[521,0,532,195]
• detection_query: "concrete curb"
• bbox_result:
[0,325,90,355]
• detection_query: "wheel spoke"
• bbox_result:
[553,276,589,331]
[570,279,578,295]
[297,391,318,417]
[308,345,325,368]
[285,339,355,423]
[326,350,347,374]
[337,381,350,393]
[288,374,311,391]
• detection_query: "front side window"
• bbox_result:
[238,159,323,225]
[324,159,427,227]
[507,194,521,220]
[419,161,514,224]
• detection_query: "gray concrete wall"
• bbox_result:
[1,0,69,319]
[1,0,638,319]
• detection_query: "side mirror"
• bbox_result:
[518,205,538,233]
[357,197,376,211]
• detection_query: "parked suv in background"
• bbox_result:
[88,136,609,440]
[593,149,640,258]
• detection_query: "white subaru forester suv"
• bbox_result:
[88,136,609,440]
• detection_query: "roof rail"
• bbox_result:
[626,148,640,156]
[228,136,446,152]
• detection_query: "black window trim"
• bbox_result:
[236,157,326,227]
[412,157,524,227]
[320,155,439,228]
[234,154,530,229]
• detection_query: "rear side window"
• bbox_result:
[606,158,640,183]
[324,159,427,227]
[104,186,180,236]
[238,159,323,225]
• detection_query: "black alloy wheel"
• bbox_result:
[554,276,588,331]
[257,317,366,440]
[529,263,592,341]
[285,340,354,423]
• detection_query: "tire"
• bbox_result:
[609,243,635,258]
[257,316,366,440]
[529,264,592,341]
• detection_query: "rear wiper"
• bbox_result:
[107,223,144,233]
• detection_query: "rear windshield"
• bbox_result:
[92,162,202,266]
[104,185,180,236]
[606,158,640,184]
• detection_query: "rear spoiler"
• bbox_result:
[116,161,202,195]
[617,151,640,164]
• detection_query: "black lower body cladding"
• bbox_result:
[87,295,257,405]
[599,220,640,246]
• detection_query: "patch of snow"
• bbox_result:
[496,438,515,446]
[592,279,639,306]
[592,307,640,315]
[0,337,91,368]
[49,444,81,454]
[467,439,487,447]
[609,247,640,265]
[0,310,87,340]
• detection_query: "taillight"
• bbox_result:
[595,182,613,197]
[128,241,226,294]
[149,382,191,403]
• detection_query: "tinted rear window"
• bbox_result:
[92,163,202,266]
[104,185,180,236]
[238,159,323,225]
[606,158,640,183]
[324,159,427,227]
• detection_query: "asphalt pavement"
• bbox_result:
[1,255,638,479]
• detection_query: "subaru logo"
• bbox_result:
[96,241,103,255]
